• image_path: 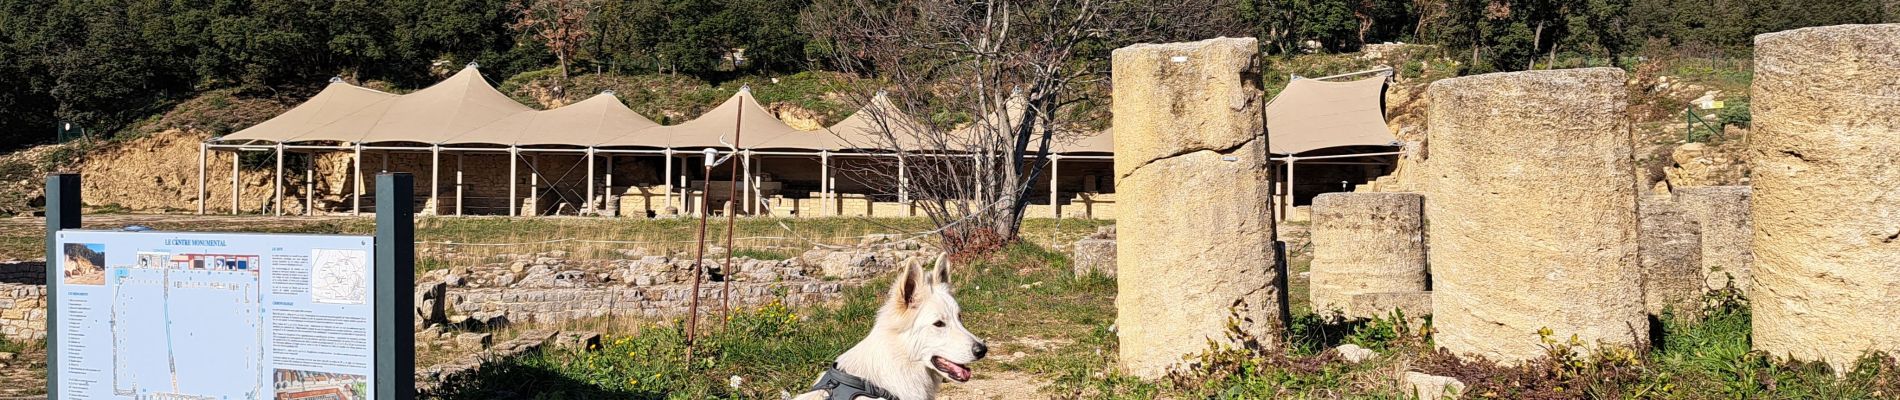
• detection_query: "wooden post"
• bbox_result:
[529,154,540,216]
[305,159,314,216]
[820,151,830,216]
[509,147,519,217]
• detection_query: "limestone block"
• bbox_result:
[1424,67,1645,363]
[1640,197,1704,318]
[1749,24,1900,371]
[1071,239,1117,277]
[455,332,492,349]
[1112,37,1281,379]
[1308,192,1427,317]
[1676,186,1753,293]
[1348,291,1432,325]
[1402,372,1466,399]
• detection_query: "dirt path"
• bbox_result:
[941,370,1047,399]
[0,347,46,398]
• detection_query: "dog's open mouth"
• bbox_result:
[931,356,974,382]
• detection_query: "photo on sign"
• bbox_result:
[274,369,367,400]
[135,252,168,269]
[62,242,106,285]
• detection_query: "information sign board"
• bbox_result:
[52,230,378,400]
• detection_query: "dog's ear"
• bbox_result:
[888,261,927,309]
[927,253,951,286]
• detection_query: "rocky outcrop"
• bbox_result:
[1749,23,1900,372]
[1112,37,1282,379]
[1423,67,1645,363]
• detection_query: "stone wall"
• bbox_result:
[1424,67,1645,363]
[1749,23,1900,371]
[1112,37,1282,379]
[0,262,45,342]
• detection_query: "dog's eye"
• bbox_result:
[933,320,946,328]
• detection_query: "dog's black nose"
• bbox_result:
[973,342,988,359]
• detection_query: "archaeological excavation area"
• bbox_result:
[1113,23,1900,386]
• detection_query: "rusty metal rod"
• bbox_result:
[686,161,715,360]
[720,90,747,322]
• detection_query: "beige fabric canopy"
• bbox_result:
[444,92,659,146]
[352,66,536,144]
[824,92,940,151]
[1265,75,1399,154]
[1056,128,1113,154]
[604,87,823,149]
[223,80,398,142]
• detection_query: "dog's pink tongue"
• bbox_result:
[935,357,974,382]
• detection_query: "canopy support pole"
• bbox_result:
[820,151,830,217]
[663,149,674,213]
[196,142,207,215]
[455,153,464,216]
[529,153,540,216]
[1280,158,1297,222]
[585,148,597,215]
[740,151,752,215]
[274,143,285,216]
[509,147,519,217]
[897,155,909,204]
[305,159,314,216]
[430,145,441,216]
[1050,155,1060,219]
[352,143,363,216]
[604,154,614,217]
[230,149,240,215]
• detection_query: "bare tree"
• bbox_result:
[510,0,597,95]
[804,0,1243,255]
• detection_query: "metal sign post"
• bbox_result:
[375,173,418,400]
[45,172,79,399]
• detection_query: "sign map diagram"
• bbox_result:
[310,249,369,305]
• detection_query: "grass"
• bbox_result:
[421,237,1900,400]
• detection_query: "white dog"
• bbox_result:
[793,256,988,400]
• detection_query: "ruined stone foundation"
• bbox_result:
[1112,37,1282,379]
[1423,67,1646,363]
[1749,23,1900,372]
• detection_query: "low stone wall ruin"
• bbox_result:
[0,262,45,342]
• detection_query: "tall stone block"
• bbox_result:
[1640,197,1703,319]
[1676,186,1753,293]
[1423,67,1645,362]
[1308,192,1427,317]
[1750,24,1900,371]
[1112,37,1280,379]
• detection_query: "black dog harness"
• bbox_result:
[809,365,899,400]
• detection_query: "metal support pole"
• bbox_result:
[897,155,909,203]
[604,154,614,217]
[663,149,674,211]
[44,173,80,399]
[529,154,540,216]
[739,152,752,215]
[373,172,417,400]
[820,151,830,216]
[686,160,715,359]
[197,142,207,215]
[1282,158,1297,221]
[586,148,597,215]
[352,143,363,215]
[274,143,285,216]
[231,149,241,215]
[455,154,464,216]
[1050,155,1060,219]
[430,145,441,216]
[509,147,519,217]
[305,160,314,216]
